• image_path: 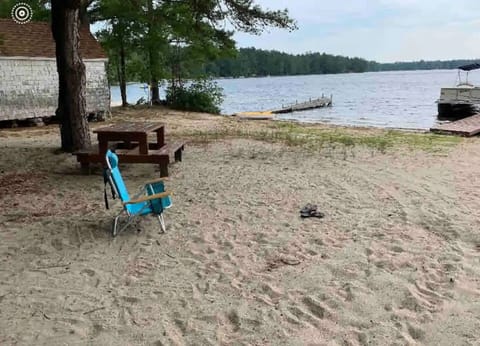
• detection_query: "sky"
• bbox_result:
[233,0,480,62]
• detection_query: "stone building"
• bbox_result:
[0,19,110,122]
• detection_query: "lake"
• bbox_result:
[111,70,480,130]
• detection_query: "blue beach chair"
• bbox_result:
[105,150,172,236]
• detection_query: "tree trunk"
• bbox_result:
[119,41,128,107]
[79,2,90,26]
[148,43,161,104]
[151,79,160,104]
[147,0,161,105]
[51,0,91,152]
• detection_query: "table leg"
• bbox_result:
[139,133,149,154]
[98,137,109,157]
[160,163,168,177]
[156,127,165,148]
[80,162,91,175]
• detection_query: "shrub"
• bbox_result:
[166,79,224,114]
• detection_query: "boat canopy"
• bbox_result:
[458,63,480,71]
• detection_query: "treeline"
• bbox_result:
[199,48,479,77]
[103,45,480,85]
[370,59,480,72]
[202,48,369,77]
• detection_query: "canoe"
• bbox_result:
[234,111,274,120]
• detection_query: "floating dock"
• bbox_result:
[234,95,332,120]
[272,95,332,114]
[430,113,480,136]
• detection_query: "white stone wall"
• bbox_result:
[0,58,110,121]
[85,60,111,115]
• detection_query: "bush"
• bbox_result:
[166,79,224,114]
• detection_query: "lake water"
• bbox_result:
[111,70,480,130]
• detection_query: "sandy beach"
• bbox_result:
[1,107,480,345]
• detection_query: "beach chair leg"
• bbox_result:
[157,213,166,233]
[112,212,136,237]
[112,215,121,237]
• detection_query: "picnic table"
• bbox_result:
[73,121,185,177]
[95,122,165,156]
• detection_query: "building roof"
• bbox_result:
[458,63,480,71]
[0,18,107,59]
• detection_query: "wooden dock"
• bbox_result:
[272,95,332,114]
[233,95,332,120]
[430,113,480,137]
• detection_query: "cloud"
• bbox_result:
[233,0,480,62]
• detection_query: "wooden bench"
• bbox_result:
[149,141,184,176]
[151,141,185,163]
[73,141,185,176]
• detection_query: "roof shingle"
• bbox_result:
[0,18,107,59]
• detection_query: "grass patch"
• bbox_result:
[175,120,463,153]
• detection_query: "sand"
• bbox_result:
[1,108,480,345]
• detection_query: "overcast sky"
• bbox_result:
[233,0,480,62]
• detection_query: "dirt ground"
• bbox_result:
[1,108,480,345]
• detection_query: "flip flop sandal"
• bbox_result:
[300,210,325,219]
[300,211,312,218]
[310,211,325,218]
[300,204,317,214]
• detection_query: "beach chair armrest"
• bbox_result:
[123,191,172,205]
[135,177,169,198]
[143,177,168,185]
